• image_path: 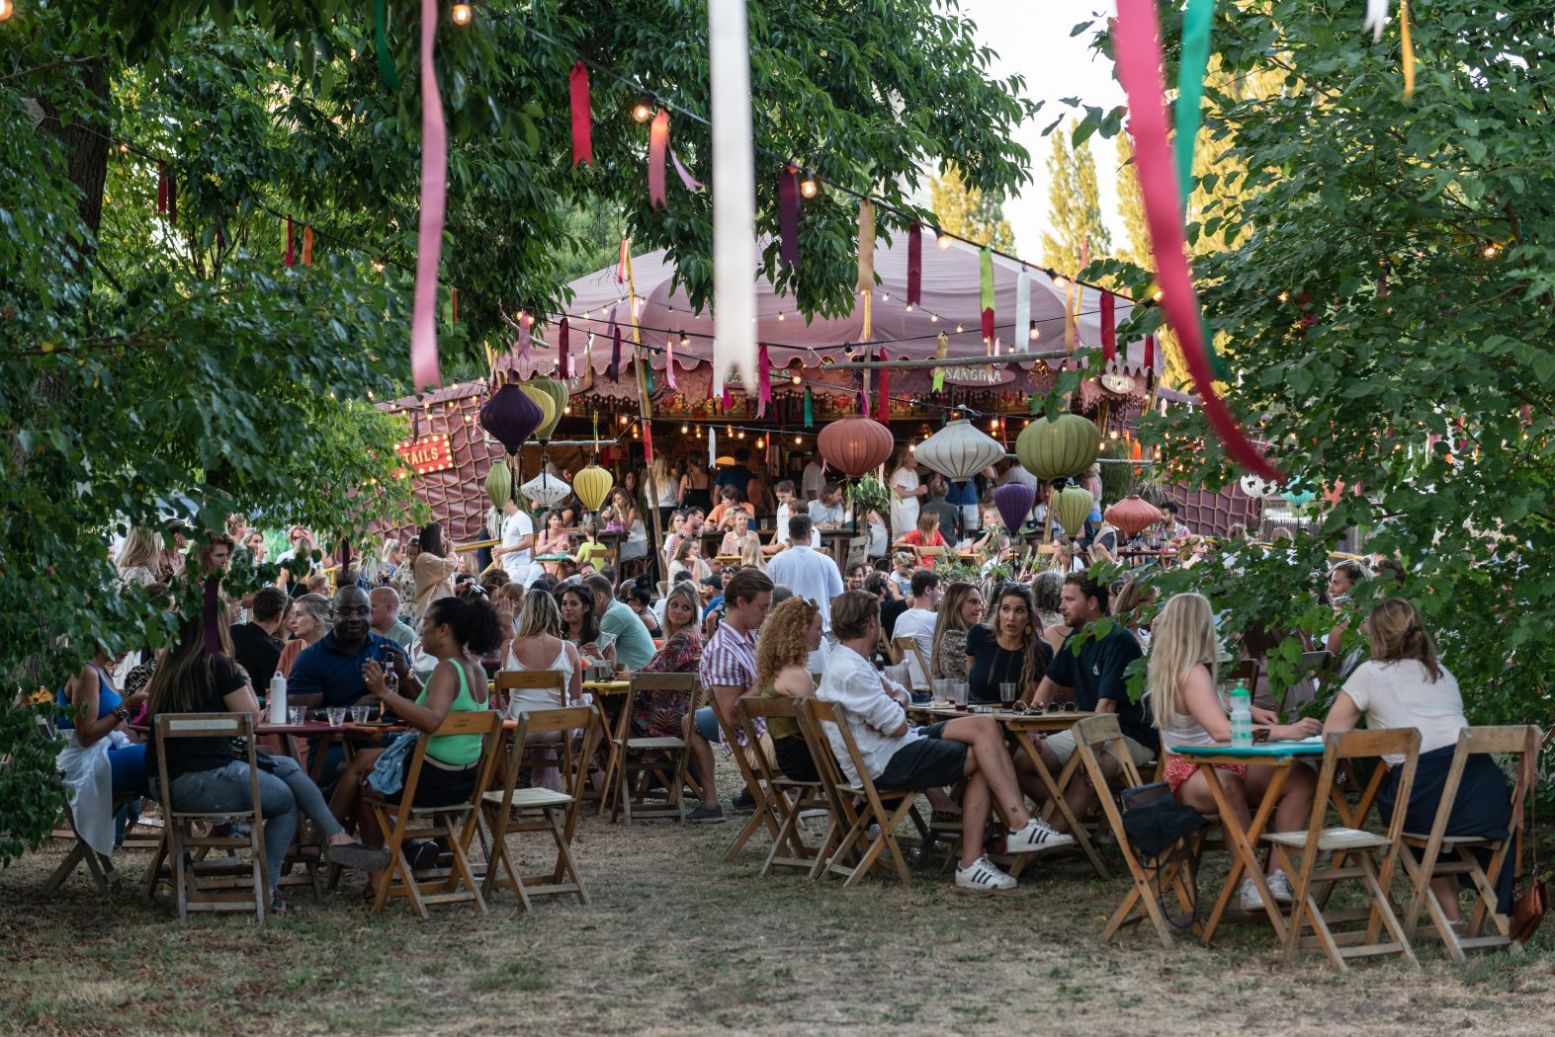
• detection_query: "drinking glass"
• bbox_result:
[350,705,370,724]
[327,707,347,727]
[998,681,1018,706]
[287,707,305,726]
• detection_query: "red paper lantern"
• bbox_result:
[817,416,895,477]
[1104,495,1164,538]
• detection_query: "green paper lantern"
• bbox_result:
[1054,485,1094,539]
[485,460,513,509]
[1016,413,1101,481]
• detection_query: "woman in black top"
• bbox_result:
[964,584,1052,704]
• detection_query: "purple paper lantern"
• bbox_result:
[993,482,1036,535]
[479,382,544,455]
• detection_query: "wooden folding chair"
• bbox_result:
[715,700,786,862]
[495,670,567,715]
[844,536,868,571]
[799,699,930,886]
[1264,729,1421,971]
[610,673,700,823]
[1400,724,1540,961]
[150,713,269,923]
[1073,716,1204,948]
[736,697,827,876]
[363,710,504,919]
[480,704,596,906]
[891,637,932,693]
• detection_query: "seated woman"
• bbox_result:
[965,584,1050,705]
[895,512,948,551]
[624,582,661,637]
[58,646,150,849]
[533,510,572,576]
[668,536,712,587]
[707,485,756,531]
[277,592,331,677]
[500,590,584,791]
[718,509,761,559]
[887,551,915,599]
[632,584,703,739]
[1324,598,1514,921]
[558,583,616,672]
[149,614,386,914]
[929,582,984,682]
[574,521,611,570]
[753,597,824,781]
[1030,569,1067,655]
[1151,592,1319,911]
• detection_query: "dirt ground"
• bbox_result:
[4,775,1552,1037]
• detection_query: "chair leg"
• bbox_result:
[547,808,588,905]
[144,830,170,899]
[43,841,89,895]
[1359,853,1419,967]
[440,811,487,916]
[172,824,191,922]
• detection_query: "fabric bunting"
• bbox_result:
[1176,0,1216,217]
[875,347,889,424]
[856,200,875,293]
[609,325,622,383]
[757,345,771,417]
[1100,291,1117,364]
[979,246,995,343]
[373,0,399,90]
[932,332,948,393]
[410,0,447,392]
[569,60,592,165]
[1115,0,1280,480]
[558,317,570,378]
[777,167,801,268]
[803,386,813,428]
[285,216,295,267]
[670,148,704,191]
[302,225,314,265]
[665,334,677,389]
[1014,268,1031,349]
[648,111,670,208]
[906,224,922,306]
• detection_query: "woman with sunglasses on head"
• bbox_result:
[753,597,824,781]
[965,583,1050,705]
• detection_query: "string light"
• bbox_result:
[1150,286,1164,302]
[791,374,801,385]
[1052,275,1070,290]
[755,437,766,448]
[930,313,939,323]
[681,424,690,433]
[904,304,914,312]
[799,176,819,199]
[632,100,654,123]
[935,227,954,250]
[794,435,802,445]
[1028,325,1039,340]
[451,3,473,26]
[1277,291,1290,303]
[1483,243,1500,259]
[776,311,785,321]
[954,323,965,334]
[0,0,14,20]
[371,258,386,274]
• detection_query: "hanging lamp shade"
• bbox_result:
[992,482,1036,536]
[486,460,514,509]
[519,384,557,441]
[1054,485,1095,539]
[530,377,570,440]
[915,419,1008,483]
[519,472,572,509]
[574,464,614,512]
[1015,413,1101,481]
[479,382,543,454]
[1283,475,1316,508]
[1104,495,1163,538]
[1239,474,1276,499]
[817,416,895,478]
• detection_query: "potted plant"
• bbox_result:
[845,475,891,530]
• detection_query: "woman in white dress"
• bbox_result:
[888,449,926,542]
[502,590,584,791]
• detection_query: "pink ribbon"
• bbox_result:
[570,60,592,166]
[1115,0,1279,481]
[670,147,704,191]
[648,111,670,209]
[609,325,622,383]
[778,167,801,268]
[906,224,922,306]
[410,0,446,392]
[756,344,771,417]
[1100,291,1116,364]
[875,347,890,423]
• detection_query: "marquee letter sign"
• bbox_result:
[396,434,454,476]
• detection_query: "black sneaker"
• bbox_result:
[687,803,726,823]
[732,788,757,812]
[406,840,441,871]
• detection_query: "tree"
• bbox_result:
[1065,1,1555,734]
[929,163,1015,251]
[1040,124,1111,276]
[1113,133,1150,270]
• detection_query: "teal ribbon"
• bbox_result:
[1176,0,1228,379]
[374,0,400,90]
[803,387,813,428]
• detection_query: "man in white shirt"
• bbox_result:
[801,460,826,501]
[817,591,1074,892]
[493,498,536,586]
[892,569,941,689]
[765,514,845,628]
[771,486,822,551]
[808,483,847,529]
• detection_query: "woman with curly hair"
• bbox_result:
[754,596,824,781]
[929,582,985,682]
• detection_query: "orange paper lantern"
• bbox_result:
[817,416,895,477]
[1104,495,1164,538]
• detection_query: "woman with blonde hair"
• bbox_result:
[633,583,704,738]
[502,588,585,792]
[929,582,985,681]
[116,528,162,588]
[277,592,331,677]
[754,596,824,781]
[736,537,765,573]
[1324,598,1513,921]
[1151,592,1319,910]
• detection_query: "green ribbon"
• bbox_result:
[374,0,400,90]
[803,387,813,428]
[931,369,944,393]
[978,246,995,312]
[1175,0,1214,217]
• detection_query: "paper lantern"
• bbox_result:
[992,482,1035,536]
[1282,476,1316,508]
[519,472,572,509]
[519,384,557,441]
[1239,474,1276,499]
[817,416,895,478]
[529,377,569,441]
[1016,414,1100,481]
[1054,485,1094,539]
[486,461,514,509]
[574,464,614,512]
[1104,495,1164,538]
[915,419,1007,482]
[479,383,543,455]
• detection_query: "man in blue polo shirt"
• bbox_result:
[289,586,416,709]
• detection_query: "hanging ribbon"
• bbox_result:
[167,174,177,226]
[1100,291,1117,365]
[302,225,314,265]
[624,248,642,345]
[665,335,678,389]
[373,0,399,90]
[1063,276,1077,352]
[709,427,716,468]
[856,200,875,293]
[722,381,733,410]
[583,333,594,389]
[1115,0,1280,480]
[1364,0,1390,41]
[979,246,995,343]
[1144,334,1156,389]
[609,325,622,383]
[410,0,447,392]
[518,311,532,361]
[642,421,654,464]
[906,223,923,306]
[1400,0,1415,98]
[616,238,628,284]
[285,216,295,267]
[569,60,592,165]
[1176,0,1216,216]
[756,345,771,417]
[803,386,814,428]
[558,317,570,378]
[932,331,948,393]
[861,290,872,343]
[156,161,168,217]
[202,577,222,658]
[1014,268,1031,348]
[777,166,801,268]
[670,148,704,192]
[648,111,670,208]
[875,347,890,424]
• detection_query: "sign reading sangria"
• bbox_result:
[396,434,454,475]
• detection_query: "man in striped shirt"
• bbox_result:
[687,568,774,822]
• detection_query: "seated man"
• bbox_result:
[1030,573,1158,829]
[289,586,417,710]
[368,586,416,648]
[808,483,847,529]
[818,590,1072,892]
[891,569,941,689]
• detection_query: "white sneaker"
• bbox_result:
[1238,877,1264,912]
[1004,817,1076,854]
[1265,869,1293,904]
[955,855,1017,892]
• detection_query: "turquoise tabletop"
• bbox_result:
[1172,740,1325,758]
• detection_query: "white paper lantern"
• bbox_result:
[1239,474,1276,499]
[520,473,572,509]
[915,419,1008,482]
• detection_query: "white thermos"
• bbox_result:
[268,671,288,725]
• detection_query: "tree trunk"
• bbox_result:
[34,56,111,254]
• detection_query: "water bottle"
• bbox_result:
[268,672,288,725]
[1229,683,1253,749]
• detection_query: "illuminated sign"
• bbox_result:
[395,435,454,476]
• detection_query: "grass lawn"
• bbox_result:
[3,774,1552,1036]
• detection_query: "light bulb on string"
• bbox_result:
[904,304,914,312]
[756,437,765,449]
[451,3,473,26]
[935,227,953,250]
[0,1,14,22]
[929,313,939,323]
[791,374,801,386]
[794,435,802,446]
[1028,325,1039,341]
[681,424,690,434]
[799,176,819,199]
[954,323,964,334]
[632,99,654,123]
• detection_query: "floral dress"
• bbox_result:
[631,631,702,737]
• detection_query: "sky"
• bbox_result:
[953,0,1127,259]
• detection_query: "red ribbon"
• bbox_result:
[285,216,295,267]
[1100,290,1116,364]
[302,225,314,265]
[778,166,801,268]
[648,111,670,209]
[558,317,570,378]
[642,422,654,464]
[1144,333,1155,371]
[906,224,922,306]
[410,0,447,392]
[156,161,168,214]
[981,308,995,343]
[1115,0,1280,481]
[756,344,771,417]
[569,60,592,166]
[875,348,890,423]
[722,382,734,409]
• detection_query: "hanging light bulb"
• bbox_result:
[794,435,802,446]
[904,304,914,312]
[1052,274,1069,290]
[791,373,801,386]
[799,175,819,199]
[881,292,891,301]
[934,226,953,250]
[563,405,572,415]
[929,313,939,323]
[776,311,785,321]
[1276,291,1290,304]
[451,3,473,26]
[954,323,965,334]
[632,99,654,123]
[1483,242,1500,259]
[756,437,766,449]
[0,1,14,21]
[1150,285,1165,302]
[679,332,689,348]
[1028,325,1039,341]
[372,258,386,274]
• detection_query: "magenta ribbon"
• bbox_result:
[756,344,771,417]
[285,215,295,267]
[648,111,670,209]
[670,148,704,191]
[609,325,622,383]
[570,60,592,166]
[410,0,446,392]
[906,224,922,306]
[778,167,801,268]
[722,382,734,410]
[875,347,890,423]
[1100,291,1116,364]
[1115,0,1280,480]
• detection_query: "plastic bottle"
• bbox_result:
[1229,683,1253,749]
[268,671,288,725]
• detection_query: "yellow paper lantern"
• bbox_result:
[530,377,569,440]
[574,464,614,512]
[519,384,557,440]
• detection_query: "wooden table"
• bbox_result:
[1172,740,1326,945]
[816,528,857,579]
[258,719,402,783]
[906,704,1105,877]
